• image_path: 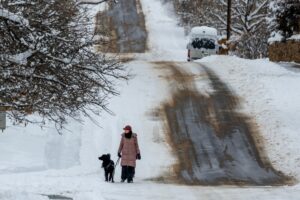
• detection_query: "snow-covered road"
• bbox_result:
[154,61,286,185]
[1,0,300,199]
[1,57,300,199]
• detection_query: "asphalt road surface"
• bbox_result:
[155,62,287,185]
[106,0,147,53]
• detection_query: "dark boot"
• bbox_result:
[127,166,135,183]
[121,166,128,182]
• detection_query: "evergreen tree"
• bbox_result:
[269,0,300,41]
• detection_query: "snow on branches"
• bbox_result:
[268,0,300,43]
[0,0,129,130]
[76,0,118,5]
[0,8,29,26]
[211,0,269,58]
[171,0,269,58]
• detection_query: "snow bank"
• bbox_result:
[0,60,175,197]
[95,61,175,179]
[288,34,300,41]
[0,132,46,173]
[268,31,284,44]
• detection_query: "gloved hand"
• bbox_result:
[118,152,122,158]
[136,153,141,160]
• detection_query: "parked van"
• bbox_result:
[187,26,219,61]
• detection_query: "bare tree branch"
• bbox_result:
[0,0,129,131]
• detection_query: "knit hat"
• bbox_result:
[123,125,132,131]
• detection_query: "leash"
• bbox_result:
[115,157,121,168]
[112,157,121,180]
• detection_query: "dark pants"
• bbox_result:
[121,166,135,182]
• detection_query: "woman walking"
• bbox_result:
[118,125,141,183]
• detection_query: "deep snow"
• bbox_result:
[1,0,300,199]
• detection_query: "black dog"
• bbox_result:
[98,154,115,182]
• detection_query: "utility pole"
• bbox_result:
[227,0,232,40]
[0,111,6,132]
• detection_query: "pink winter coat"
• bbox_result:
[118,133,140,167]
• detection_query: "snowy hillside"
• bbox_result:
[1,0,300,199]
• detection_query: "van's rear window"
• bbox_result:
[191,38,215,49]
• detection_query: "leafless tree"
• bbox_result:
[169,0,269,58]
[0,0,129,130]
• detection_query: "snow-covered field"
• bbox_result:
[1,0,300,199]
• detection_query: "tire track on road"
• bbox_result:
[95,0,147,53]
[154,61,290,186]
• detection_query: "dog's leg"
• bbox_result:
[109,171,114,183]
[105,170,109,182]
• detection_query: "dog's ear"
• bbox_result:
[107,153,111,159]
